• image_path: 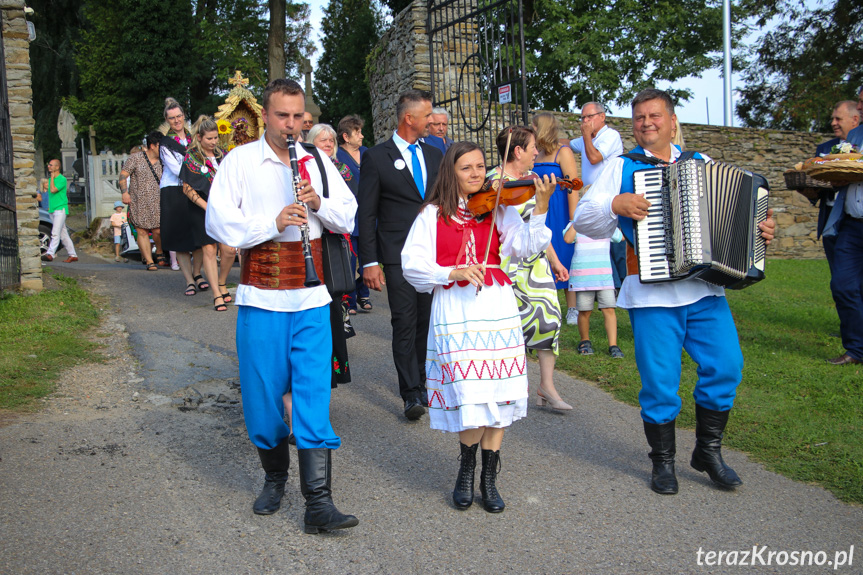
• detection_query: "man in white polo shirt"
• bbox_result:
[570,102,625,293]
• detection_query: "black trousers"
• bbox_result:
[383,264,432,401]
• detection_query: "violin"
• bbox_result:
[466,176,584,217]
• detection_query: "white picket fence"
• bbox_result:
[88,152,129,220]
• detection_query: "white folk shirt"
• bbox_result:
[159,135,189,187]
[206,133,357,312]
[569,125,624,186]
[572,143,724,309]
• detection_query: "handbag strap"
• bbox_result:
[144,153,162,185]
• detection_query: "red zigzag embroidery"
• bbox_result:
[439,356,527,383]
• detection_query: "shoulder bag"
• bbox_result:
[302,143,355,296]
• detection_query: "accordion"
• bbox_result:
[633,158,770,289]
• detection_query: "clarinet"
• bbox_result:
[286,135,322,288]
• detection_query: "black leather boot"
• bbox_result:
[297,448,359,534]
[479,449,505,513]
[253,437,290,515]
[643,420,678,495]
[453,442,478,509]
[690,405,743,488]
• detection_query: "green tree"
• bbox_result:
[65,0,193,151]
[314,0,381,142]
[736,1,863,131]
[28,0,86,161]
[523,0,732,111]
[192,0,270,113]
[268,0,316,83]
[381,0,411,18]
[61,0,297,151]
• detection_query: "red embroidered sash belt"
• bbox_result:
[241,239,324,290]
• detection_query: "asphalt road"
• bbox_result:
[0,252,860,575]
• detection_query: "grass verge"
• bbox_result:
[0,272,101,411]
[557,259,863,504]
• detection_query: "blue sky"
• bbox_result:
[304,0,754,126]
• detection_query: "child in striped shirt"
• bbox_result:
[563,222,624,358]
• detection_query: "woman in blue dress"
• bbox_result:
[531,113,580,325]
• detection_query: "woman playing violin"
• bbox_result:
[490,125,574,411]
[402,141,556,513]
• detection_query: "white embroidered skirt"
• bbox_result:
[425,281,529,433]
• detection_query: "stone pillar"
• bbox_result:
[2,0,41,290]
[367,0,430,142]
[302,57,321,124]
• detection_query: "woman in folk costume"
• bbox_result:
[160,97,206,288]
[179,115,227,311]
[402,142,556,513]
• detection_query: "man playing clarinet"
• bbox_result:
[206,79,358,533]
[573,88,776,495]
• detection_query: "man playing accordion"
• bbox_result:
[573,89,776,495]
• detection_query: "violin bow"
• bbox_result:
[476,127,513,296]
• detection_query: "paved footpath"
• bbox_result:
[1,253,861,575]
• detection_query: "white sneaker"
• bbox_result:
[171,263,180,271]
[566,307,578,325]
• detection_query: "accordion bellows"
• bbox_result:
[633,159,769,290]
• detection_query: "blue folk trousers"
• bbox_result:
[628,296,743,425]
[236,305,340,450]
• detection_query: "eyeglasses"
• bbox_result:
[581,112,603,121]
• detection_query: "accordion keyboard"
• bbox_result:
[633,168,671,281]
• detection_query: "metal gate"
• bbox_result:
[0,27,21,292]
[427,0,529,162]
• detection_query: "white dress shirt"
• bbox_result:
[845,183,863,219]
[206,133,357,312]
[159,135,189,188]
[392,130,428,190]
[570,125,624,186]
[572,144,724,309]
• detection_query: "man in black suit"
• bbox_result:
[358,90,443,420]
[814,100,860,271]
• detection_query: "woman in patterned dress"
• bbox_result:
[119,131,164,270]
[402,142,556,513]
[491,126,573,411]
[179,115,225,311]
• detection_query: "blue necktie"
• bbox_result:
[408,144,424,198]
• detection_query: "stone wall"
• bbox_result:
[2,0,40,290]
[367,0,430,141]
[369,0,830,259]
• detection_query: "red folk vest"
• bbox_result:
[436,209,511,289]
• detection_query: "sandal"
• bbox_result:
[193,274,210,291]
[155,252,170,267]
[577,340,594,355]
[348,308,357,315]
[213,295,227,312]
[357,297,373,312]
[184,283,197,296]
[218,284,233,304]
[146,262,158,271]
